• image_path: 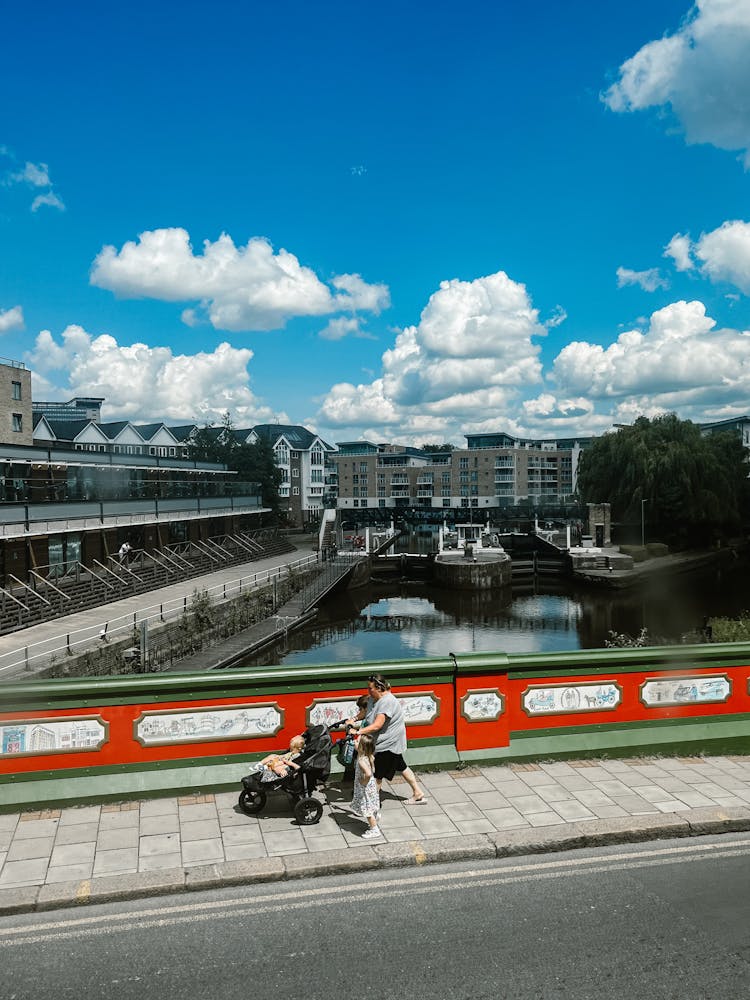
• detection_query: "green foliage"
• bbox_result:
[604,628,651,647]
[707,614,750,643]
[188,412,282,515]
[420,442,455,452]
[577,415,749,545]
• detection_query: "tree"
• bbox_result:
[576,414,749,546]
[188,413,282,517]
[420,442,455,452]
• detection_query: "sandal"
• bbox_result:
[404,795,427,804]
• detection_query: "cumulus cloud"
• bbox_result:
[0,306,24,333]
[603,0,750,166]
[693,219,750,292]
[318,270,546,442]
[552,300,750,417]
[27,325,284,424]
[664,233,695,271]
[90,227,389,333]
[616,266,668,292]
[663,220,750,292]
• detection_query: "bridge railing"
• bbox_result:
[2,640,750,811]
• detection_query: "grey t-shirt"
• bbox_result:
[366,692,407,755]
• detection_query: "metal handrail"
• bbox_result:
[9,575,51,607]
[29,569,70,601]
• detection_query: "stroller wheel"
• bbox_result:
[238,788,267,816]
[294,796,323,826]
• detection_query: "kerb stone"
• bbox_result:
[283,847,379,880]
[185,858,285,890]
[88,868,185,904]
[685,806,750,836]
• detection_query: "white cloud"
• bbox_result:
[90,228,389,333]
[31,191,65,213]
[693,219,750,292]
[616,266,668,291]
[603,0,750,166]
[319,317,372,340]
[11,162,51,187]
[664,233,695,271]
[3,157,65,212]
[27,325,285,424]
[552,300,750,413]
[0,306,24,333]
[318,270,546,442]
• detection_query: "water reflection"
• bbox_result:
[239,560,750,669]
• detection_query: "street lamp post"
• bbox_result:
[641,498,649,547]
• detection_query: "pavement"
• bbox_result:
[3,752,750,915]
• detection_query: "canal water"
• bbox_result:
[240,557,750,669]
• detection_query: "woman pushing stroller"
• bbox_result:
[348,672,426,807]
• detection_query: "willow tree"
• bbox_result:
[576,415,748,545]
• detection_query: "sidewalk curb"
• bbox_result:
[3,807,749,917]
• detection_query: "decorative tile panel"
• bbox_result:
[134,703,283,747]
[522,682,621,716]
[1,716,108,757]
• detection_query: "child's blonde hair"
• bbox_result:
[289,735,305,753]
[357,733,376,760]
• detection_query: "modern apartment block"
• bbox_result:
[0,359,33,447]
[242,424,335,525]
[333,432,589,512]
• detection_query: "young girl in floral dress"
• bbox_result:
[351,733,381,839]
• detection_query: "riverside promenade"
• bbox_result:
[3,754,750,914]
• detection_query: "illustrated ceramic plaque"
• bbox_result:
[640,675,730,707]
[134,703,283,747]
[522,682,621,716]
[461,689,505,722]
[0,716,108,757]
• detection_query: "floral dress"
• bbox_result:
[351,755,379,818]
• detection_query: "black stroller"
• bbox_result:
[238,721,345,826]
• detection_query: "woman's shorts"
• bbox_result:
[374,750,408,781]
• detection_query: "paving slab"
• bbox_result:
[4,753,750,914]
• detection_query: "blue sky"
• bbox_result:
[3,0,750,444]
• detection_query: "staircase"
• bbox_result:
[0,529,297,637]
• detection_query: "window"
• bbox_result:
[352,474,359,484]
[11,381,21,401]
[459,457,469,469]
[442,498,451,507]
[360,462,368,473]
[11,413,22,433]
[275,444,289,465]
[292,468,299,477]
[311,448,323,465]
[292,486,300,496]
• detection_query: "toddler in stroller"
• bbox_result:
[238,721,343,826]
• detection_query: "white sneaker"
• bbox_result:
[361,826,382,839]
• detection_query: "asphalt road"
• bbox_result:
[3,834,750,1000]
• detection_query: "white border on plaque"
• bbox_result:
[0,715,108,758]
[522,682,621,717]
[460,689,505,723]
[134,703,283,747]
[640,674,731,708]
